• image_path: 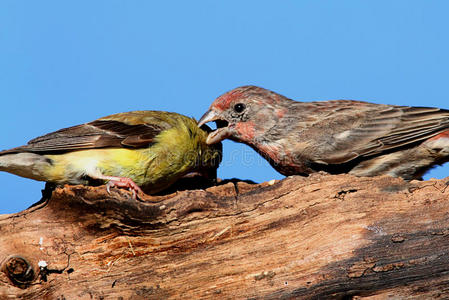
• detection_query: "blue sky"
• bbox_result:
[0,1,448,213]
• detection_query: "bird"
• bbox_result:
[198,85,449,180]
[0,111,222,198]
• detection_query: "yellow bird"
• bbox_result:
[0,111,222,197]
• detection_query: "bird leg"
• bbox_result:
[89,173,144,199]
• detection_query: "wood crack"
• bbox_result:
[1,173,449,299]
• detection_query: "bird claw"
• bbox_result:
[105,177,144,200]
[129,187,136,199]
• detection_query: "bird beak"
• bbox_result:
[206,126,231,144]
[198,109,231,145]
[198,109,218,127]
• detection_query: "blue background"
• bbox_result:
[0,1,448,213]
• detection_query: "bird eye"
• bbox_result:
[233,103,246,113]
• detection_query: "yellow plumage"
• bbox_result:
[0,111,222,196]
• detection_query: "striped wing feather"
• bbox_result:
[321,105,449,163]
[1,119,164,154]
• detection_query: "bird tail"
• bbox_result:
[0,152,52,181]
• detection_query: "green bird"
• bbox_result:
[0,111,222,198]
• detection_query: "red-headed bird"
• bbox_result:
[199,86,449,180]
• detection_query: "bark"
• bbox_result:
[1,173,449,299]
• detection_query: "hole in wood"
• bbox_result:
[2,255,35,288]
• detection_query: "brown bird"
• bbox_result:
[198,85,449,180]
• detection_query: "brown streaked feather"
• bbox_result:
[0,116,166,155]
[315,104,449,163]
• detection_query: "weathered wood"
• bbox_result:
[1,173,449,299]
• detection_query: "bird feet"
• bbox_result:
[105,176,144,200]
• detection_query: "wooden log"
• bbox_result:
[0,173,449,299]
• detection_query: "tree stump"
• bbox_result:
[1,173,449,299]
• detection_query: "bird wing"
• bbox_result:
[305,102,449,164]
[0,111,178,154]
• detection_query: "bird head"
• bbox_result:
[198,86,284,145]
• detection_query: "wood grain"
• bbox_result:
[1,173,449,299]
